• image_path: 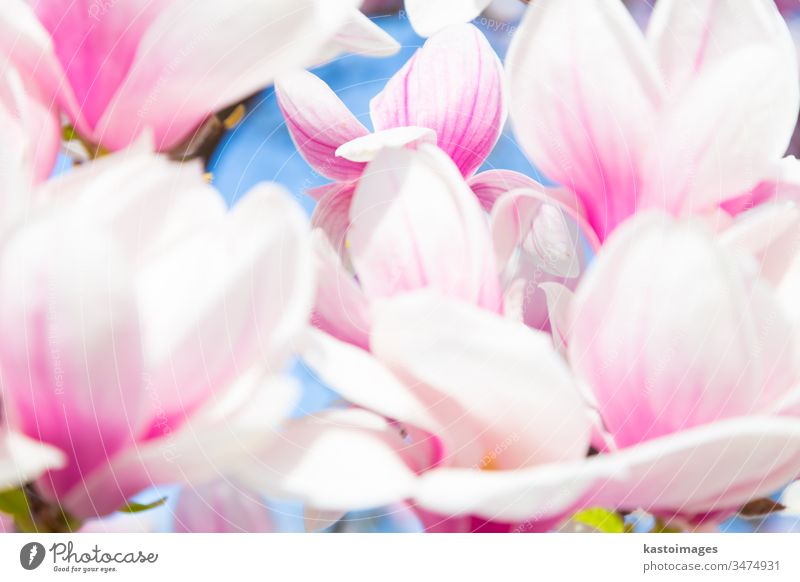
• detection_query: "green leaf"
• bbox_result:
[120,497,168,514]
[0,488,31,518]
[572,508,625,533]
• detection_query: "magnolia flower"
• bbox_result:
[0,0,395,152]
[240,146,618,531]
[0,146,313,523]
[507,0,800,243]
[276,23,505,216]
[557,212,800,524]
[310,144,503,349]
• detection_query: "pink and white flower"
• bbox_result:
[243,146,617,530]
[276,23,506,212]
[560,212,800,524]
[507,0,800,243]
[0,0,394,152]
[0,145,313,520]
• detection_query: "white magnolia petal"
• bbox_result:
[239,408,417,511]
[371,291,590,469]
[336,127,436,163]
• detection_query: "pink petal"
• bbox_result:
[506,0,663,239]
[0,222,144,500]
[32,0,163,130]
[469,169,559,212]
[64,375,297,518]
[0,66,60,187]
[370,24,505,178]
[310,181,356,254]
[491,187,597,278]
[404,0,493,37]
[310,231,372,349]
[647,0,795,94]
[348,145,503,312]
[0,1,76,126]
[95,0,361,150]
[137,185,313,432]
[722,156,800,215]
[570,213,797,448]
[489,187,594,331]
[640,47,800,215]
[276,70,369,180]
[718,201,800,285]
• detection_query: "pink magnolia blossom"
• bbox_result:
[281,204,800,530]
[557,212,800,524]
[282,291,615,531]
[276,23,506,214]
[507,0,800,243]
[250,146,617,531]
[0,0,395,152]
[0,145,313,520]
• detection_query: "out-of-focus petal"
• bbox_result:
[96,0,361,150]
[0,223,143,500]
[325,8,401,58]
[588,417,800,516]
[300,328,437,431]
[32,0,163,129]
[311,232,372,349]
[0,66,59,189]
[137,185,313,428]
[415,456,624,522]
[718,201,800,285]
[570,213,797,448]
[238,408,418,512]
[174,480,274,533]
[641,47,799,215]
[0,432,65,492]
[370,24,505,178]
[722,156,800,215]
[506,0,663,239]
[64,374,298,518]
[647,0,795,94]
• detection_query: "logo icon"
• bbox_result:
[20,542,46,570]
